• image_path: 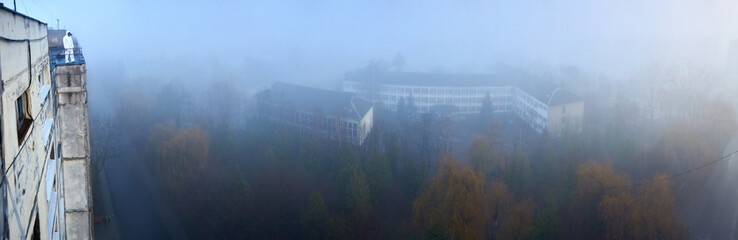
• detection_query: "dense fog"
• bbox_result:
[23,1,738,89]
[10,0,738,239]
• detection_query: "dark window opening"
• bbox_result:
[30,212,39,240]
[3,212,8,239]
[16,90,33,145]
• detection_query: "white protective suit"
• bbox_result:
[63,31,75,63]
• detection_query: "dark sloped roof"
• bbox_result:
[492,66,560,103]
[345,71,515,87]
[270,82,370,120]
[352,97,374,119]
[548,89,582,106]
[515,77,558,103]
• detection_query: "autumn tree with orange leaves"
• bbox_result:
[501,198,535,240]
[468,135,505,178]
[412,157,485,240]
[483,180,513,239]
[155,125,210,196]
[633,174,684,240]
[570,161,684,240]
[569,161,632,239]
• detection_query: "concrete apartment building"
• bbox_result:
[48,28,93,239]
[264,82,374,145]
[343,70,583,136]
[0,5,92,240]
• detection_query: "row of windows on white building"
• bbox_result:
[513,90,548,132]
[380,95,513,105]
[372,85,514,96]
[345,82,551,132]
[383,103,513,113]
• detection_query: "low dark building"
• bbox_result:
[263,82,374,145]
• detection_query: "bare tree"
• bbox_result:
[440,116,454,156]
[90,112,120,175]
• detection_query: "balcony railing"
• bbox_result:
[59,198,65,239]
[49,47,85,66]
[39,84,51,105]
[48,191,57,240]
[43,118,54,147]
[46,159,56,201]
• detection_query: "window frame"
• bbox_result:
[16,90,33,145]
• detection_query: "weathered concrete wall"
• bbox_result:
[0,7,60,240]
[59,104,87,158]
[54,64,86,105]
[55,62,92,240]
[54,64,85,89]
[0,11,48,88]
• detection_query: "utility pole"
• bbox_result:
[13,0,16,12]
[57,19,60,29]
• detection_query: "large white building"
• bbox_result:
[343,70,583,136]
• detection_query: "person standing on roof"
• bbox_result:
[63,31,75,63]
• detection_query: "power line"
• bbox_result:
[30,0,54,21]
[605,149,738,190]
[20,0,26,15]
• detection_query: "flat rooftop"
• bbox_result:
[48,29,85,67]
[50,49,85,66]
[345,69,579,104]
[345,71,516,87]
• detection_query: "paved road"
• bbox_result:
[104,137,170,239]
[127,140,191,240]
[687,136,738,240]
[93,168,121,239]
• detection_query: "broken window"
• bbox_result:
[16,89,33,144]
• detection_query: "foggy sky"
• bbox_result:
[6,0,738,87]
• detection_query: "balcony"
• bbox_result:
[46,159,56,201]
[43,118,54,147]
[59,198,65,238]
[48,191,57,240]
[39,84,51,104]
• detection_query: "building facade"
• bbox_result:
[545,89,584,137]
[0,6,91,240]
[343,70,583,135]
[343,72,515,114]
[263,82,374,145]
[48,29,92,240]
